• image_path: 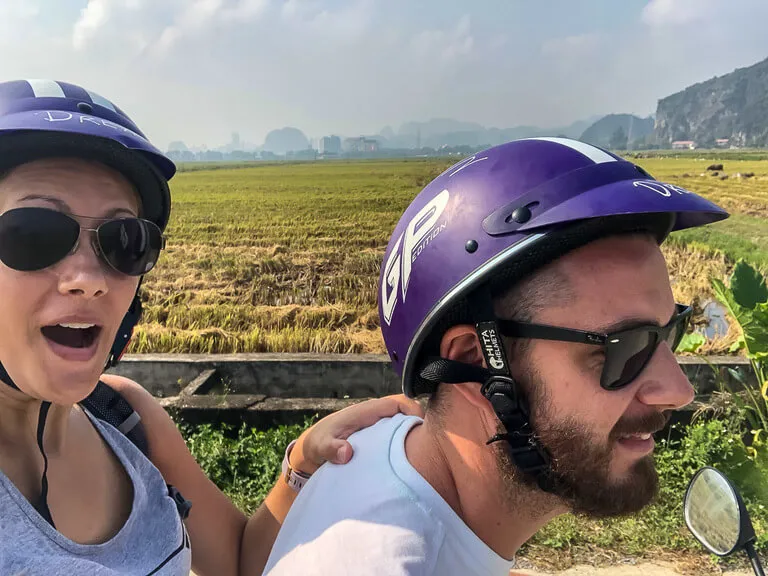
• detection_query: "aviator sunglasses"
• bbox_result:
[497,303,693,390]
[0,206,165,276]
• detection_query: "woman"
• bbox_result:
[0,79,421,575]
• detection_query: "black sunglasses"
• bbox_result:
[0,207,165,276]
[497,303,693,390]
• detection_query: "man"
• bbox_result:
[263,138,729,575]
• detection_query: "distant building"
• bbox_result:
[672,140,696,150]
[318,135,342,155]
[343,136,379,153]
[715,138,730,148]
[167,149,196,162]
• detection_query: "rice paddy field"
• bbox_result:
[130,155,768,356]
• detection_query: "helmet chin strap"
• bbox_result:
[106,294,142,370]
[0,362,18,390]
[418,285,554,492]
[0,288,143,527]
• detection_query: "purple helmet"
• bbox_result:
[379,137,730,398]
[0,79,174,230]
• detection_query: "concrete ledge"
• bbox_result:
[108,353,755,399]
[160,395,367,429]
[103,353,759,429]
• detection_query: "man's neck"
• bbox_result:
[404,413,564,560]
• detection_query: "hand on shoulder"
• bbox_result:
[290,394,424,475]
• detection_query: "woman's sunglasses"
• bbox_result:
[0,207,165,276]
[497,303,693,390]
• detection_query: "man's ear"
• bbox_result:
[439,325,493,413]
[440,324,484,367]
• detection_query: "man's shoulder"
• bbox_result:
[290,412,423,504]
[265,507,446,575]
[264,413,439,574]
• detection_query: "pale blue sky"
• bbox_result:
[2,0,767,149]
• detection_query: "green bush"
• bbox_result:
[179,419,314,514]
[710,259,768,446]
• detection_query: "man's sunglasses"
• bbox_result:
[497,303,693,390]
[0,207,165,276]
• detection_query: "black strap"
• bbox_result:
[419,358,491,387]
[418,283,554,490]
[80,381,150,458]
[106,295,142,370]
[34,401,55,527]
[167,484,192,520]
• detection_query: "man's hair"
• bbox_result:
[427,261,575,417]
[492,262,575,360]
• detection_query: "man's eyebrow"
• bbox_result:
[593,308,676,334]
[593,317,658,334]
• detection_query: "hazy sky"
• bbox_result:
[3,0,768,150]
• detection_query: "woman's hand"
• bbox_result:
[289,395,424,475]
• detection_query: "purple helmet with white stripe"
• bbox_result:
[0,79,174,230]
[378,137,729,397]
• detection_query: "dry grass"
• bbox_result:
[129,157,767,355]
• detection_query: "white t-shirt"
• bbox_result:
[263,413,516,576]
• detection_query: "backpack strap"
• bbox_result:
[79,380,150,458]
[79,381,193,521]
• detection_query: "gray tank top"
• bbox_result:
[0,409,192,575]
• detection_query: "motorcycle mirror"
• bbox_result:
[684,466,745,556]
[684,467,765,576]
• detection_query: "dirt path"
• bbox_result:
[512,562,751,575]
[195,563,753,575]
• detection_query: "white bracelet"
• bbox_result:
[281,440,312,493]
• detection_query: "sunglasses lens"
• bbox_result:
[602,308,693,389]
[98,218,163,276]
[0,208,79,271]
[602,330,658,389]
[668,312,691,352]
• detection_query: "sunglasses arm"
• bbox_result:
[497,320,608,346]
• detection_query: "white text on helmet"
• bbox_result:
[36,111,144,140]
[632,180,692,197]
[382,189,450,326]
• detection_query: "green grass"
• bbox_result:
[626,149,768,161]
[131,156,768,356]
[670,214,768,272]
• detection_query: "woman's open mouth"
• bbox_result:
[41,323,103,361]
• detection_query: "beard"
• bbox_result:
[495,368,669,518]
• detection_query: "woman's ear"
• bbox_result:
[440,325,484,367]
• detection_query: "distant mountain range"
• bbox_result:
[243,116,603,155]
[168,53,768,155]
[579,114,655,149]
[374,116,601,150]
